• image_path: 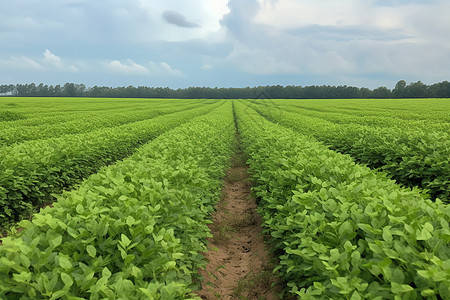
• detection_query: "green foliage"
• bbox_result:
[0,103,235,298]
[5,80,450,98]
[0,100,213,146]
[235,102,450,299]
[250,100,450,201]
[0,101,221,228]
[0,110,26,121]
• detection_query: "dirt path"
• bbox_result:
[195,143,282,299]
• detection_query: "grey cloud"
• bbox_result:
[1,0,449,89]
[220,0,260,41]
[287,25,411,42]
[220,0,303,74]
[219,0,450,83]
[162,11,200,28]
[218,0,392,81]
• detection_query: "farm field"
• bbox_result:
[0,97,449,299]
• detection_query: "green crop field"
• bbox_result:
[0,97,449,299]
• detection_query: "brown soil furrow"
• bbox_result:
[195,165,281,300]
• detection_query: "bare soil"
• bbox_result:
[195,162,282,299]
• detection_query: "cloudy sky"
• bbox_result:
[1,0,449,89]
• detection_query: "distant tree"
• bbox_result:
[0,84,15,95]
[76,84,86,97]
[266,85,286,98]
[62,83,86,97]
[15,83,36,96]
[54,85,63,96]
[404,81,427,98]
[372,86,392,98]
[359,87,372,98]
[345,86,361,98]
[393,80,406,98]
[4,80,450,99]
[429,81,450,98]
[63,83,76,97]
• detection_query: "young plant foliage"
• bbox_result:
[0,102,235,299]
[235,102,450,299]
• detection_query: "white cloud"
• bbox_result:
[256,0,365,28]
[1,0,449,88]
[120,0,230,42]
[149,61,185,77]
[218,0,450,85]
[43,49,63,69]
[0,56,43,70]
[0,50,82,73]
[255,0,450,43]
[201,63,213,70]
[105,59,150,75]
[226,45,301,75]
[68,65,79,72]
[104,59,184,77]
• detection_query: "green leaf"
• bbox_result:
[61,272,73,288]
[289,249,303,256]
[339,221,354,239]
[19,254,31,268]
[86,245,97,258]
[121,234,131,247]
[49,235,62,249]
[421,289,435,297]
[331,277,353,295]
[344,240,355,252]
[424,222,434,232]
[13,272,31,283]
[59,256,72,270]
[165,261,176,270]
[139,288,156,298]
[131,266,142,278]
[18,243,32,255]
[390,268,405,284]
[76,204,84,214]
[126,216,136,226]
[330,249,340,261]
[391,282,413,294]
[350,291,362,300]
[417,269,430,279]
[382,227,393,244]
[50,290,68,300]
[368,243,383,254]
[102,267,112,280]
[313,282,323,290]
[417,227,433,241]
[418,268,446,282]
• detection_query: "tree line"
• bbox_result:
[0,80,449,99]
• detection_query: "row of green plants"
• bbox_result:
[266,99,450,123]
[0,98,207,130]
[249,102,449,201]
[0,97,190,113]
[261,101,450,132]
[0,101,207,146]
[235,102,450,299]
[0,112,87,129]
[0,100,145,127]
[0,102,221,229]
[0,103,235,299]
